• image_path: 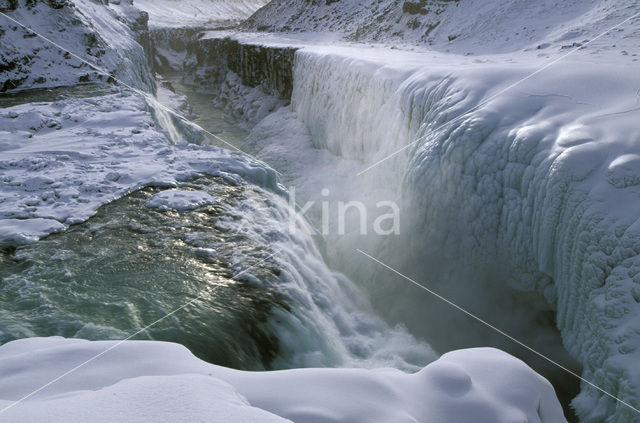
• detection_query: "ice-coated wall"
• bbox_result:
[289,46,640,421]
[184,34,297,99]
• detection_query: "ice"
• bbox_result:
[145,189,216,211]
[204,26,640,419]
[0,337,565,423]
[0,218,65,247]
[0,93,280,247]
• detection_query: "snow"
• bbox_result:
[0,0,154,92]
[0,218,65,247]
[195,24,640,419]
[243,0,640,56]
[145,189,216,211]
[0,93,280,247]
[0,337,566,423]
[134,0,269,29]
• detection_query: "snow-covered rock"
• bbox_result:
[145,189,216,211]
[0,337,566,423]
[243,0,640,56]
[0,0,154,92]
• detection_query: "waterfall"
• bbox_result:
[286,45,640,420]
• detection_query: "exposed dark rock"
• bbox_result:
[403,1,428,15]
[184,36,298,100]
[0,0,19,12]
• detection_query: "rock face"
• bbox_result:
[184,35,297,100]
[0,0,154,92]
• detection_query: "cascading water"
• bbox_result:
[4,0,640,419]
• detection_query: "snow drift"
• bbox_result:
[0,337,566,423]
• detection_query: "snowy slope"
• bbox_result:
[134,0,269,28]
[243,0,640,55]
[0,0,154,92]
[0,337,566,423]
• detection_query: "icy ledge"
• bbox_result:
[0,337,565,423]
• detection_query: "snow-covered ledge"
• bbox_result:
[0,337,565,423]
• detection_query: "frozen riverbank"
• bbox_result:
[0,337,565,423]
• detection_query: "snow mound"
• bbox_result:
[145,189,216,211]
[0,337,566,423]
[0,218,65,247]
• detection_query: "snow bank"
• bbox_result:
[0,0,154,92]
[0,337,565,423]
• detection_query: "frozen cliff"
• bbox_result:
[182,19,640,418]
[286,43,640,422]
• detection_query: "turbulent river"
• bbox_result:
[0,79,434,376]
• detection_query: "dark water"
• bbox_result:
[0,177,288,370]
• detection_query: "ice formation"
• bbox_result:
[284,41,640,422]
[186,13,640,417]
